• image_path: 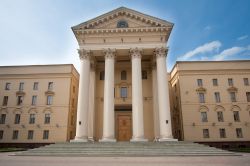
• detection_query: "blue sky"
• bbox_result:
[0,0,250,71]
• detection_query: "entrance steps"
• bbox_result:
[15,141,239,156]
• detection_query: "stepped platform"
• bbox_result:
[15,142,239,156]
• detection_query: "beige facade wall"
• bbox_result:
[0,64,79,143]
[170,61,250,142]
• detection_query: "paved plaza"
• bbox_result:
[0,152,249,166]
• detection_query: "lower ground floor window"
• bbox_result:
[203,129,209,138]
[219,128,226,138]
[236,128,243,138]
[27,130,34,140]
[12,130,18,140]
[0,130,3,139]
[43,130,49,139]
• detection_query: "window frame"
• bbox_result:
[217,111,224,122]
[33,82,39,90]
[2,96,8,106]
[44,114,51,124]
[203,129,209,138]
[214,92,221,103]
[219,128,226,138]
[43,130,49,139]
[121,70,127,80]
[243,78,249,86]
[197,79,203,87]
[212,79,218,86]
[31,95,37,106]
[236,128,243,138]
[12,130,19,140]
[0,114,6,124]
[201,112,208,122]
[27,130,34,140]
[120,87,128,98]
[14,114,21,124]
[233,111,240,122]
[47,95,53,105]
[228,78,233,86]
[5,83,10,90]
[198,93,205,103]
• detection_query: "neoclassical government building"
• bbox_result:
[0,7,250,147]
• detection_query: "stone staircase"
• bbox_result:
[15,142,239,156]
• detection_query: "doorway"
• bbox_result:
[115,111,132,141]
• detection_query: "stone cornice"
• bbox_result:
[74,26,170,35]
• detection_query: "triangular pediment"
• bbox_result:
[72,7,173,30]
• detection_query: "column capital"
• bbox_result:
[103,48,116,59]
[78,49,91,60]
[130,47,142,59]
[154,47,168,58]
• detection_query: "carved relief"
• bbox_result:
[78,49,91,60]
[130,47,142,59]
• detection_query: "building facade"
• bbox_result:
[170,61,250,147]
[71,7,176,142]
[0,64,79,145]
[0,7,249,148]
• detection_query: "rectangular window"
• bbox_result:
[0,114,6,124]
[236,128,243,138]
[17,96,24,105]
[120,87,127,98]
[5,83,10,90]
[214,92,221,103]
[44,114,51,124]
[0,130,3,140]
[29,114,35,124]
[219,128,226,138]
[233,111,240,122]
[14,114,21,124]
[198,93,205,103]
[142,70,147,79]
[201,112,208,122]
[197,79,203,87]
[12,130,19,140]
[48,82,53,91]
[19,82,24,91]
[27,130,34,140]
[246,92,250,102]
[47,96,53,105]
[2,96,8,106]
[217,111,224,122]
[33,82,38,90]
[228,78,233,86]
[212,79,218,86]
[43,130,49,139]
[31,96,37,105]
[203,129,209,138]
[230,92,236,102]
[244,78,249,86]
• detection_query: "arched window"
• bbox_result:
[121,70,127,80]
[117,20,128,28]
[100,71,105,80]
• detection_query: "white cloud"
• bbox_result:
[214,47,246,61]
[178,41,222,60]
[237,35,248,41]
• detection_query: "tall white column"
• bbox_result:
[71,49,91,142]
[88,63,96,141]
[130,48,148,142]
[155,47,177,141]
[152,63,160,140]
[100,48,116,142]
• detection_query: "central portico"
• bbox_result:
[71,7,176,142]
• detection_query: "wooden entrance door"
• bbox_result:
[116,112,132,141]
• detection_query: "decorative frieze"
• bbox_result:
[154,47,168,58]
[130,48,142,59]
[78,49,91,60]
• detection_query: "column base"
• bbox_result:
[99,137,116,143]
[158,137,178,142]
[70,137,88,143]
[130,137,148,142]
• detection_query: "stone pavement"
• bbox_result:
[0,152,250,166]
